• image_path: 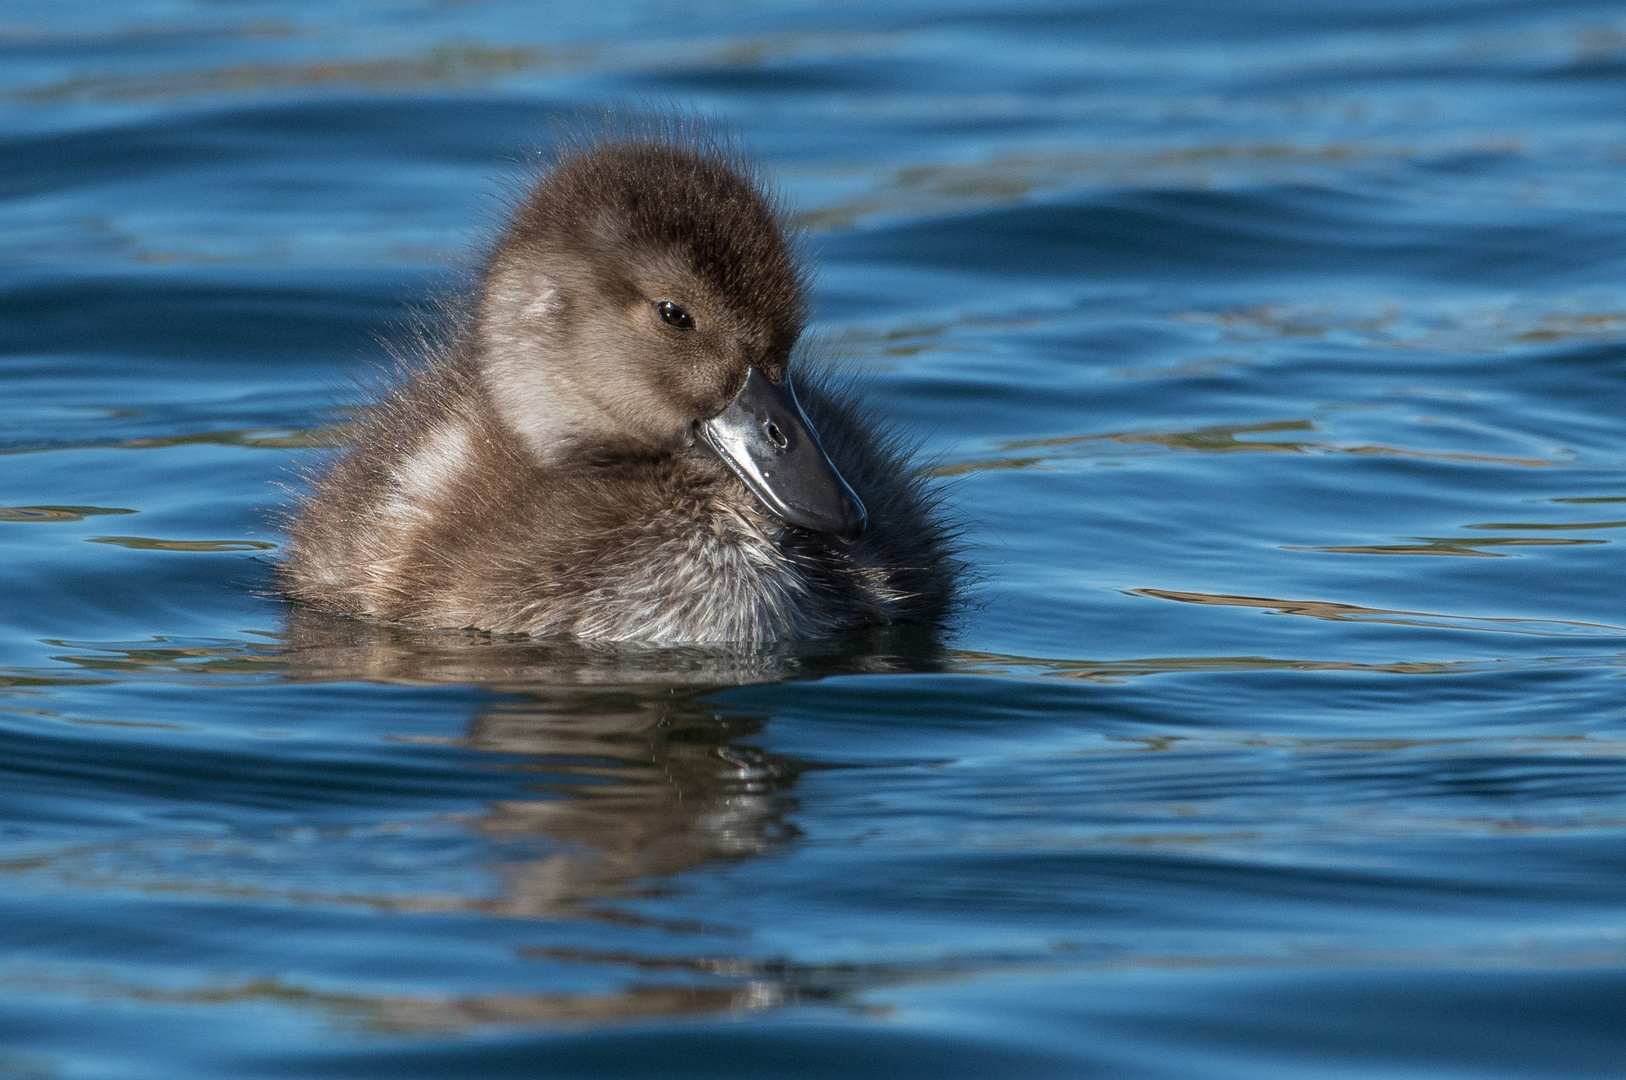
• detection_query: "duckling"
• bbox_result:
[278,134,959,645]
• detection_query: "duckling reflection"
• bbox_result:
[279,606,943,925]
[469,690,796,921]
[269,607,947,1026]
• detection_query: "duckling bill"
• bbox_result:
[699,367,867,542]
[278,134,958,644]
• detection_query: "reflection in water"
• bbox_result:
[15,31,890,110]
[791,141,1445,229]
[20,44,548,104]
[953,649,1499,680]
[1287,536,1605,557]
[269,609,949,1026]
[1178,302,1626,351]
[277,609,946,920]
[950,648,1626,682]
[17,937,1626,1036]
[1131,588,1626,637]
[0,505,136,522]
[0,967,809,1033]
[463,689,800,925]
[3,613,947,1030]
[0,426,344,457]
[930,419,1554,477]
[11,617,1626,1032]
[277,606,946,688]
[86,536,277,552]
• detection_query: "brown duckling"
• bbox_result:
[278,134,958,645]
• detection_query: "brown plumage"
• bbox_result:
[278,133,960,645]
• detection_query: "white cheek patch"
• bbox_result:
[522,286,556,322]
[477,265,582,464]
[397,421,472,506]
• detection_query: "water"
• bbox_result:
[4,0,1626,1075]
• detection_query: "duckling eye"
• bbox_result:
[655,300,695,331]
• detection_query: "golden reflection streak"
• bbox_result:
[86,537,276,552]
[1094,944,1626,973]
[0,427,346,457]
[1178,303,1626,351]
[0,673,112,690]
[17,44,549,103]
[1287,537,1605,557]
[1129,588,1626,636]
[928,455,1046,478]
[840,300,1626,387]
[1467,520,1626,530]
[791,138,1517,231]
[0,969,787,1033]
[925,420,1553,477]
[0,19,296,48]
[949,649,1505,680]
[33,631,1625,690]
[0,506,136,523]
[1004,419,1318,452]
[14,31,894,106]
[11,932,1626,1035]
[41,639,285,678]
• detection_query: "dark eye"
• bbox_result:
[656,300,695,331]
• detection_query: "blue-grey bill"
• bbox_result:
[698,369,868,542]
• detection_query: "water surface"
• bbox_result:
[5,1,1626,1076]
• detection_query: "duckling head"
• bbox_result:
[475,139,866,541]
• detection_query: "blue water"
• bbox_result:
[6,0,1626,1075]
